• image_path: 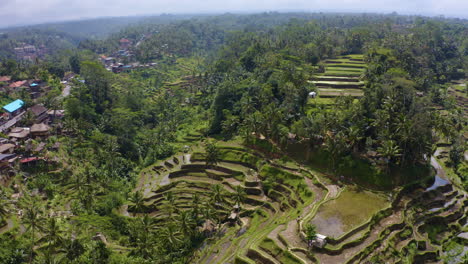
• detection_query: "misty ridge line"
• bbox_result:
[0,8,467,30]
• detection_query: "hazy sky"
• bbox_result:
[0,0,467,28]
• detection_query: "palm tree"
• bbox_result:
[129,190,146,216]
[190,194,200,222]
[346,126,363,153]
[164,191,177,218]
[60,237,85,262]
[304,224,317,241]
[177,210,196,237]
[0,197,10,222]
[304,224,317,249]
[133,214,156,259]
[160,224,183,252]
[324,132,347,173]
[204,140,220,168]
[140,214,156,233]
[210,184,225,206]
[22,204,45,263]
[232,186,246,209]
[202,203,217,224]
[34,251,64,264]
[377,140,402,173]
[41,217,64,257]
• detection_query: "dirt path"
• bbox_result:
[280,219,306,248]
[304,177,324,202]
[62,84,71,97]
[326,185,340,199]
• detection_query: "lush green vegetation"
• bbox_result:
[0,11,466,264]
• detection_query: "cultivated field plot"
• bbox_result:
[311,54,366,100]
[122,139,468,264]
[310,187,389,238]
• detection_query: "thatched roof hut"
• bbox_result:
[30,123,50,136]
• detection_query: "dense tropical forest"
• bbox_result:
[0,12,467,264]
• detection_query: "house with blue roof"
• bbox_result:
[2,99,25,117]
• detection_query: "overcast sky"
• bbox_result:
[0,0,467,28]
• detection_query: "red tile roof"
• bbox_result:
[9,80,27,88]
[20,157,41,163]
[120,38,131,43]
[0,76,11,82]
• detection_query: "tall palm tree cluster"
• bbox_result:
[127,183,246,262]
[15,196,89,263]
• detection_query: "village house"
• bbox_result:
[0,153,15,167]
[0,76,11,83]
[14,44,47,61]
[0,143,15,154]
[47,109,65,120]
[29,82,41,93]
[8,127,30,142]
[112,65,133,73]
[8,80,28,90]
[30,123,50,137]
[20,157,42,167]
[3,99,25,118]
[100,56,116,67]
[119,38,132,49]
[28,104,48,123]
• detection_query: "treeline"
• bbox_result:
[203,15,466,185]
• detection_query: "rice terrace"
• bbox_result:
[0,6,467,264]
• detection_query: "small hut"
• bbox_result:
[0,143,15,154]
[30,123,50,137]
[8,127,30,141]
[28,104,48,123]
[310,234,327,248]
[0,153,15,167]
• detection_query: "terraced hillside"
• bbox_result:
[123,139,467,264]
[310,54,365,100]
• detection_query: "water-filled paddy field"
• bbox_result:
[311,187,389,238]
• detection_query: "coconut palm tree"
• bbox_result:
[232,185,246,209]
[22,204,45,263]
[190,194,200,222]
[41,217,64,257]
[202,203,217,224]
[160,224,183,252]
[129,190,146,216]
[164,191,177,218]
[133,214,156,259]
[377,140,402,173]
[0,197,10,222]
[210,184,225,206]
[204,140,220,168]
[60,236,85,262]
[34,251,64,264]
[177,210,196,237]
[346,126,363,153]
[324,132,347,173]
